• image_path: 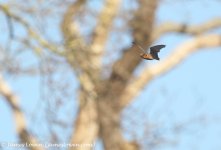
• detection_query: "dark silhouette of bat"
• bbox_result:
[132,41,165,60]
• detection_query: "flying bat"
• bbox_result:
[132,41,165,60]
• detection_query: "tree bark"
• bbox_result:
[97,1,158,150]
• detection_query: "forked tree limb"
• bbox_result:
[120,34,221,107]
[63,1,122,149]
[151,18,221,41]
[0,75,44,150]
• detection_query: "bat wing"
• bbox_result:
[150,45,165,52]
[132,41,146,53]
[150,45,165,60]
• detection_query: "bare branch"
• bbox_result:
[5,11,14,39]
[61,1,99,149]
[90,0,121,69]
[0,4,63,55]
[61,0,92,73]
[0,74,43,150]
[151,18,221,41]
[120,34,221,107]
[61,0,86,44]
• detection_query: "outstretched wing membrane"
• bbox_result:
[132,41,146,53]
[150,45,165,60]
[150,45,165,52]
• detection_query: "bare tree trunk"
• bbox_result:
[97,1,158,150]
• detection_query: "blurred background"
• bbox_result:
[0,0,221,150]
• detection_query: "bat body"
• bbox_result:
[132,42,165,60]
